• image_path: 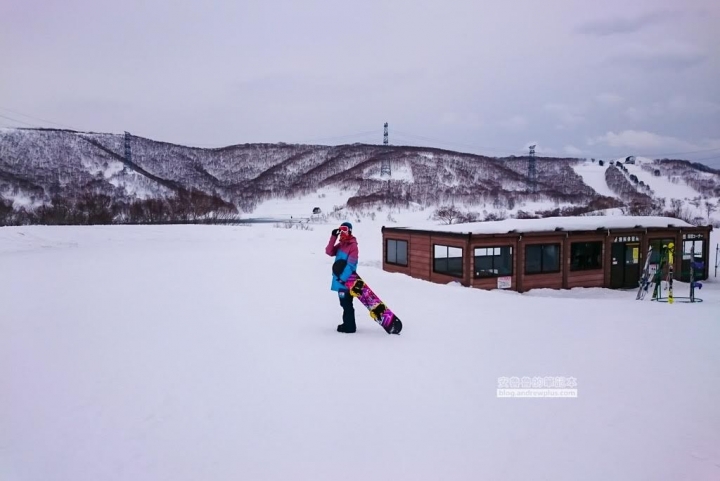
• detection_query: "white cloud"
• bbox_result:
[660,96,720,116]
[624,107,644,122]
[499,115,528,130]
[607,41,708,70]
[596,93,623,105]
[440,112,483,128]
[544,103,585,128]
[575,11,679,36]
[564,145,584,156]
[622,95,719,124]
[587,130,720,154]
[439,112,459,125]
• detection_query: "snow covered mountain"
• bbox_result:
[1,127,718,225]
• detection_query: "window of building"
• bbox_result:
[683,239,703,259]
[474,246,513,278]
[434,245,463,277]
[386,239,408,266]
[649,238,675,263]
[525,244,560,274]
[570,241,603,271]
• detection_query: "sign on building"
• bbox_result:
[614,236,639,243]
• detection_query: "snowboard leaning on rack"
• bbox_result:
[636,246,654,300]
[332,260,402,335]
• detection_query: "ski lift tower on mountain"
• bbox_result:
[380,122,391,177]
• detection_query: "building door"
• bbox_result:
[610,241,641,288]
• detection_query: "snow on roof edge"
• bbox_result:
[388,215,700,236]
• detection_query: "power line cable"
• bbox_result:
[392,129,525,155]
[291,129,379,144]
[0,113,38,128]
[0,106,79,130]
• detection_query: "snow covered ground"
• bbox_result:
[1,222,719,481]
[572,160,616,198]
[248,187,353,219]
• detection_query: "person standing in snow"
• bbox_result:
[325,221,358,333]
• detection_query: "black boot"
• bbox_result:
[337,290,356,333]
[337,323,356,333]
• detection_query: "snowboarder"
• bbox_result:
[325,221,358,333]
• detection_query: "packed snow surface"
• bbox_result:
[1,222,719,481]
[623,157,701,200]
[572,160,616,198]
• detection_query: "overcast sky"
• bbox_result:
[1,0,719,166]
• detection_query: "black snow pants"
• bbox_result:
[338,289,356,331]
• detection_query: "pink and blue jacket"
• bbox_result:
[326,234,359,291]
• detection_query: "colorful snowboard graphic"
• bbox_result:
[333,261,402,335]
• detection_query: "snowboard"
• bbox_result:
[333,260,402,335]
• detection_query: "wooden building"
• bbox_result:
[381,216,713,293]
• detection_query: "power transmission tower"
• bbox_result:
[381,122,391,177]
[527,144,537,193]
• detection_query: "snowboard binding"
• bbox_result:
[349,278,365,296]
[369,302,387,321]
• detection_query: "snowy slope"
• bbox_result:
[248,187,356,219]
[572,160,615,197]
[1,222,719,481]
[623,157,700,200]
[367,161,414,182]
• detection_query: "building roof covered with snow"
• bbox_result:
[389,215,696,236]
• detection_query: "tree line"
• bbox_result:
[0,188,237,226]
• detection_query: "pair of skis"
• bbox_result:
[667,242,674,303]
[636,246,654,300]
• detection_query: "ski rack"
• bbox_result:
[654,294,703,303]
[653,242,704,303]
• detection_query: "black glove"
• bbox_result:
[332,228,339,236]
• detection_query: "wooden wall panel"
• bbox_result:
[522,273,564,290]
